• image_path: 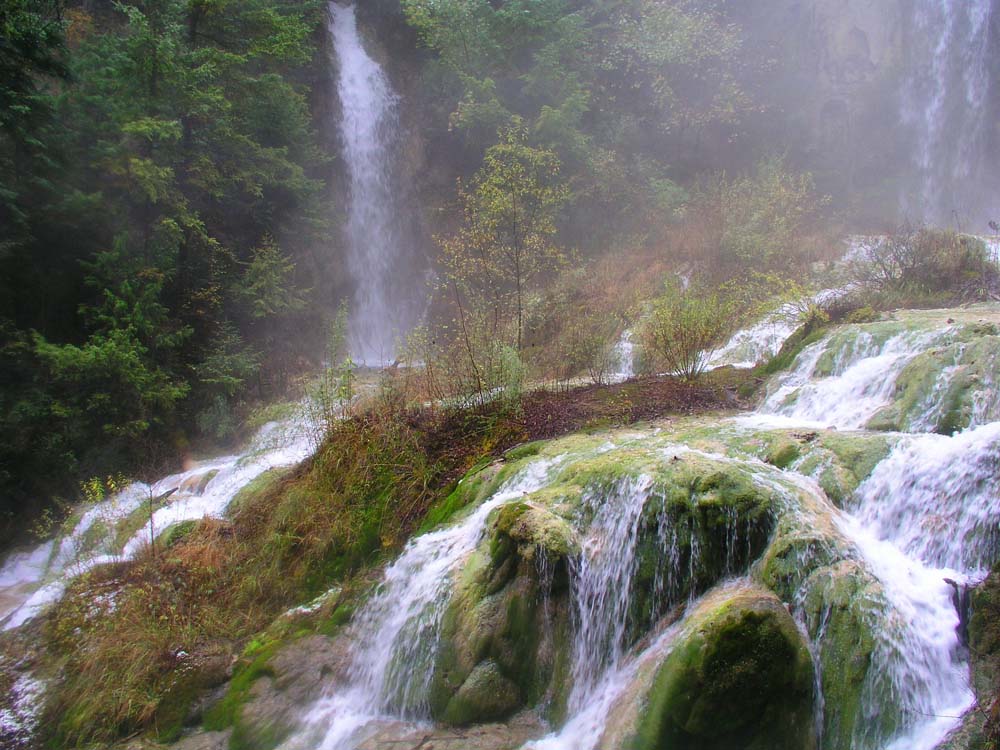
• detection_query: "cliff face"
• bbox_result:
[733,0,907,224]
[745,0,1000,229]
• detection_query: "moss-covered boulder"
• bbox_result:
[626,585,816,750]
[868,328,1000,434]
[754,475,896,750]
[430,438,788,729]
[429,500,575,726]
[203,634,350,750]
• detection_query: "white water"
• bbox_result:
[0,406,315,631]
[854,421,1000,572]
[331,3,414,365]
[281,457,562,750]
[565,476,653,710]
[900,0,996,226]
[753,328,944,430]
[608,330,635,383]
[755,327,988,748]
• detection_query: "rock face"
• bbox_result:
[219,634,350,750]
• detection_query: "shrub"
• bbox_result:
[849,229,997,302]
[641,279,745,380]
[681,157,826,281]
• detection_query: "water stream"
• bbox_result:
[281,458,564,750]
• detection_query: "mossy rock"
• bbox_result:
[789,431,894,506]
[797,560,892,750]
[430,493,582,726]
[628,586,816,750]
[868,331,1000,434]
[419,461,506,533]
[153,643,234,743]
[970,564,1000,701]
[440,659,522,726]
[159,519,198,549]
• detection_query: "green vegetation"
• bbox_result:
[631,588,816,750]
[849,229,1000,306]
[0,0,329,539]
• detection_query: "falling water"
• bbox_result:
[753,328,944,429]
[0,406,315,631]
[564,476,653,710]
[281,458,561,750]
[330,3,415,364]
[900,0,998,227]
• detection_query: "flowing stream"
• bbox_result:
[281,458,564,750]
[273,309,993,750]
[0,406,315,631]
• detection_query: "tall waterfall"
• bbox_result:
[329,3,416,365]
[900,0,998,228]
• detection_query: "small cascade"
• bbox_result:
[754,328,944,429]
[281,458,560,750]
[707,286,849,371]
[853,421,1000,572]
[608,330,635,383]
[0,405,315,631]
[835,511,973,750]
[565,476,652,711]
[330,3,417,364]
[900,0,998,226]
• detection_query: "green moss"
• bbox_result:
[758,323,829,378]
[225,469,287,518]
[504,440,545,461]
[867,330,1000,434]
[159,519,197,549]
[765,436,801,469]
[630,588,815,750]
[203,640,282,732]
[798,561,890,750]
[441,659,522,725]
[970,564,1000,701]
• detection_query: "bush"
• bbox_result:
[641,279,746,380]
[849,229,998,302]
[681,157,827,281]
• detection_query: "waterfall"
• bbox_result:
[753,327,945,430]
[900,0,998,228]
[0,405,315,631]
[564,476,653,710]
[280,458,561,750]
[329,3,416,365]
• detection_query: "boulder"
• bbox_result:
[616,584,817,750]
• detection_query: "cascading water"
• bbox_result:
[900,0,998,227]
[280,458,562,750]
[752,327,946,429]
[330,3,417,365]
[0,405,315,631]
[267,309,997,750]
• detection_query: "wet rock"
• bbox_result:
[353,711,546,750]
[613,584,816,750]
[228,634,350,750]
[442,660,522,726]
